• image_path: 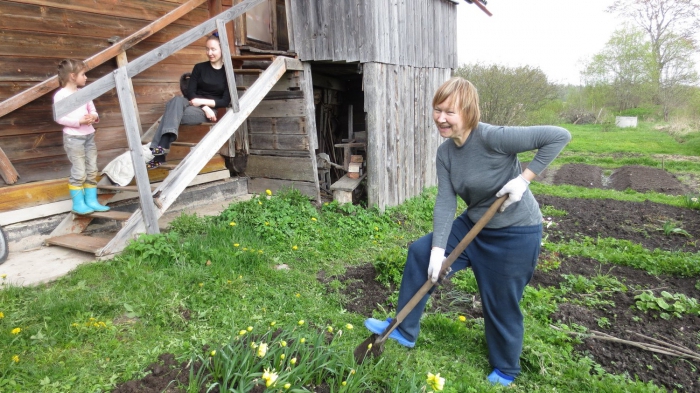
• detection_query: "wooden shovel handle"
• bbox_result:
[378,195,507,342]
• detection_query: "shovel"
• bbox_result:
[354,195,507,364]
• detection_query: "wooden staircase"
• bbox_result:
[45,0,306,258]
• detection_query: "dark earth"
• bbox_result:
[113,165,700,392]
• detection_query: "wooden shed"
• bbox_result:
[0,0,461,258]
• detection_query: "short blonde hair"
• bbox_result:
[432,77,480,131]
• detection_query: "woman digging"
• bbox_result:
[363,77,571,386]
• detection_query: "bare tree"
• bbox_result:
[608,0,700,119]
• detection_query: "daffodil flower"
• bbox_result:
[280,340,287,347]
[262,368,278,387]
[270,321,276,327]
[247,326,253,332]
[426,372,445,391]
[300,338,306,344]
[327,326,333,333]
[257,342,268,357]
[346,323,353,330]
[284,383,291,389]
[280,353,285,360]
[290,357,297,365]
[210,350,216,356]
[342,381,347,386]
[239,329,247,336]
[1,274,6,279]
[298,320,304,326]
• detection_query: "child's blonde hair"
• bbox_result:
[57,59,87,87]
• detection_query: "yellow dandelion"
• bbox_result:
[426,372,445,391]
[198,283,203,287]
[0,312,4,319]
[258,201,263,205]
[292,245,298,251]
[257,342,268,357]
[346,323,354,330]
[234,243,240,247]
[210,350,216,356]
[266,189,272,196]
[295,293,300,298]
[265,222,269,225]
[258,250,263,254]
[11,328,21,335]
[280,340,287,347]
[458,315,466,322]
[247,326,253,332]
[239,329,247,336]
[280,353,286,360]
[300,338,306,344]
[227,280,232,284]
[311,217,317,221]
[374,226,379,231]
[229,222,236,226]
[297,320,305,326]
[238,275,242,279]
[284,383,291,389]
[290,357,297,365]
[243,247,248,251]
[270,321,277,327]
[12,355,19,363]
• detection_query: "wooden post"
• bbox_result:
[348,104,353,141]
[108,36,143,135]
[216,19,240,112]
[0,147,20,185]
[113,67,160,235]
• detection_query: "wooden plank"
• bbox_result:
[249,133,308,150]
[246,155,315,181]
[54,0,266,120]
[0,0,208,119]
[247,177,316,199]
[283,0,295,52]
[114,67,160,234]
[247,149,308,157]
[0,147,19,184]
[330,174,365,191]
[45,234,110,254]
[216,19,240,112]
[250,98,305,117]
[301,63,318,152]
[15,0,209,23]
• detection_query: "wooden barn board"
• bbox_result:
[249,133,308,150]
[246,155,315,181]
[247,117,305,134]
[45,234,110,254]
[249,98,305,117]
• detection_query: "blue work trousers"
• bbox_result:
[395,211,542,377]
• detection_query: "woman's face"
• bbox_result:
[433,96,468,144]
[206,39,222,63]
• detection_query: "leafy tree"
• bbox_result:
[454,63,557,125]
[608,0,700,120]
[581,25,655,111]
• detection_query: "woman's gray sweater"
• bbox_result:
[432,122,571,249]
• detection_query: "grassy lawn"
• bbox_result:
[0,123,698,392]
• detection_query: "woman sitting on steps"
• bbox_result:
[147,33,231,169]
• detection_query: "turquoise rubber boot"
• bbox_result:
[69,186,94,215]
[83,186,110,212]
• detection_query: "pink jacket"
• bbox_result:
[53,87,99,136]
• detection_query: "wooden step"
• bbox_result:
[170,141,197,147]
[233,69,262,75]
[231,55,276,61]
[45,234,110,254]
[97,184,156,192]
[89,211,133,221]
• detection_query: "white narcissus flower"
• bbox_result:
[426,372,445,391]
[262,368,278,387]
[257,342,268,357]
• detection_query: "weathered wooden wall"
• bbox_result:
[287,0,457,68]
[0,0,216,186]
[363,63,451,210]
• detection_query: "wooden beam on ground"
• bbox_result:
[216,18,240,112]
[114,67,160,235]
[54,0,266,120]
[0,0,208,119]
[0,147,20,185]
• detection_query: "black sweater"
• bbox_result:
[186,61,231,108]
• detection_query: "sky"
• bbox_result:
[456,0,622,85]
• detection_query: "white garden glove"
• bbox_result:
[427,247,446,283]
[495,174,530,212]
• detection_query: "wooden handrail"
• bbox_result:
[0,0,207,119]
[54,0,265,120]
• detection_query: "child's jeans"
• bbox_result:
[63,133,98,188]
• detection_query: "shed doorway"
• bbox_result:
[309,61,366,205]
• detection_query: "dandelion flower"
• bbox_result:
[292,245,298,251]
[298,320,305,326]
[238,275,243,279]
[426,372,445,391]
[266,189,272,196]
[270,321,276,327]
[295,293,300,298]
[227,280,232,284]
[12,355,19,363]
[257,342,268,357]
[229,222,236,226]
[280,340,287,347]
[247,326,253,332]
[458,315,466,322]
[346,323,353,330]
[258,201,263,205]
[280,354,286,360]
[239,329,247,336]
[234,243,240,247]
[259,250,263,254]
[311,217,317,221]
[0,312,4,319]
[198,283,203,287]
[300,338,306,344]
[265,222,269,225]
[284,383,291,389]
[374,226,379,231]
[210,350,216,356]
[11,328,21,335]
[243,247,248,251]
[290,357,297,365]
